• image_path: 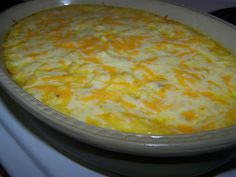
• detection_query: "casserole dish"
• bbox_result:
[1,0,236,157]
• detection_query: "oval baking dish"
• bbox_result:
[1,0,236,157]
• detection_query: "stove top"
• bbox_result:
[211,7,236,25]
[0,0,22,12]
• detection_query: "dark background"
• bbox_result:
[0,0,23,12]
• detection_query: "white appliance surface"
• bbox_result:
[1,1,236,177]
[0,92,104,177]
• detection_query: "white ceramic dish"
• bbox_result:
[1,0,236,157]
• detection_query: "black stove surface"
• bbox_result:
[211,7,236,25]
[0,0,23,12]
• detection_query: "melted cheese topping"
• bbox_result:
[3,5,236,134]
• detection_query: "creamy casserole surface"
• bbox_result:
[3,5,236,134]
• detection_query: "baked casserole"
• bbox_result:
[3,5,236,134]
